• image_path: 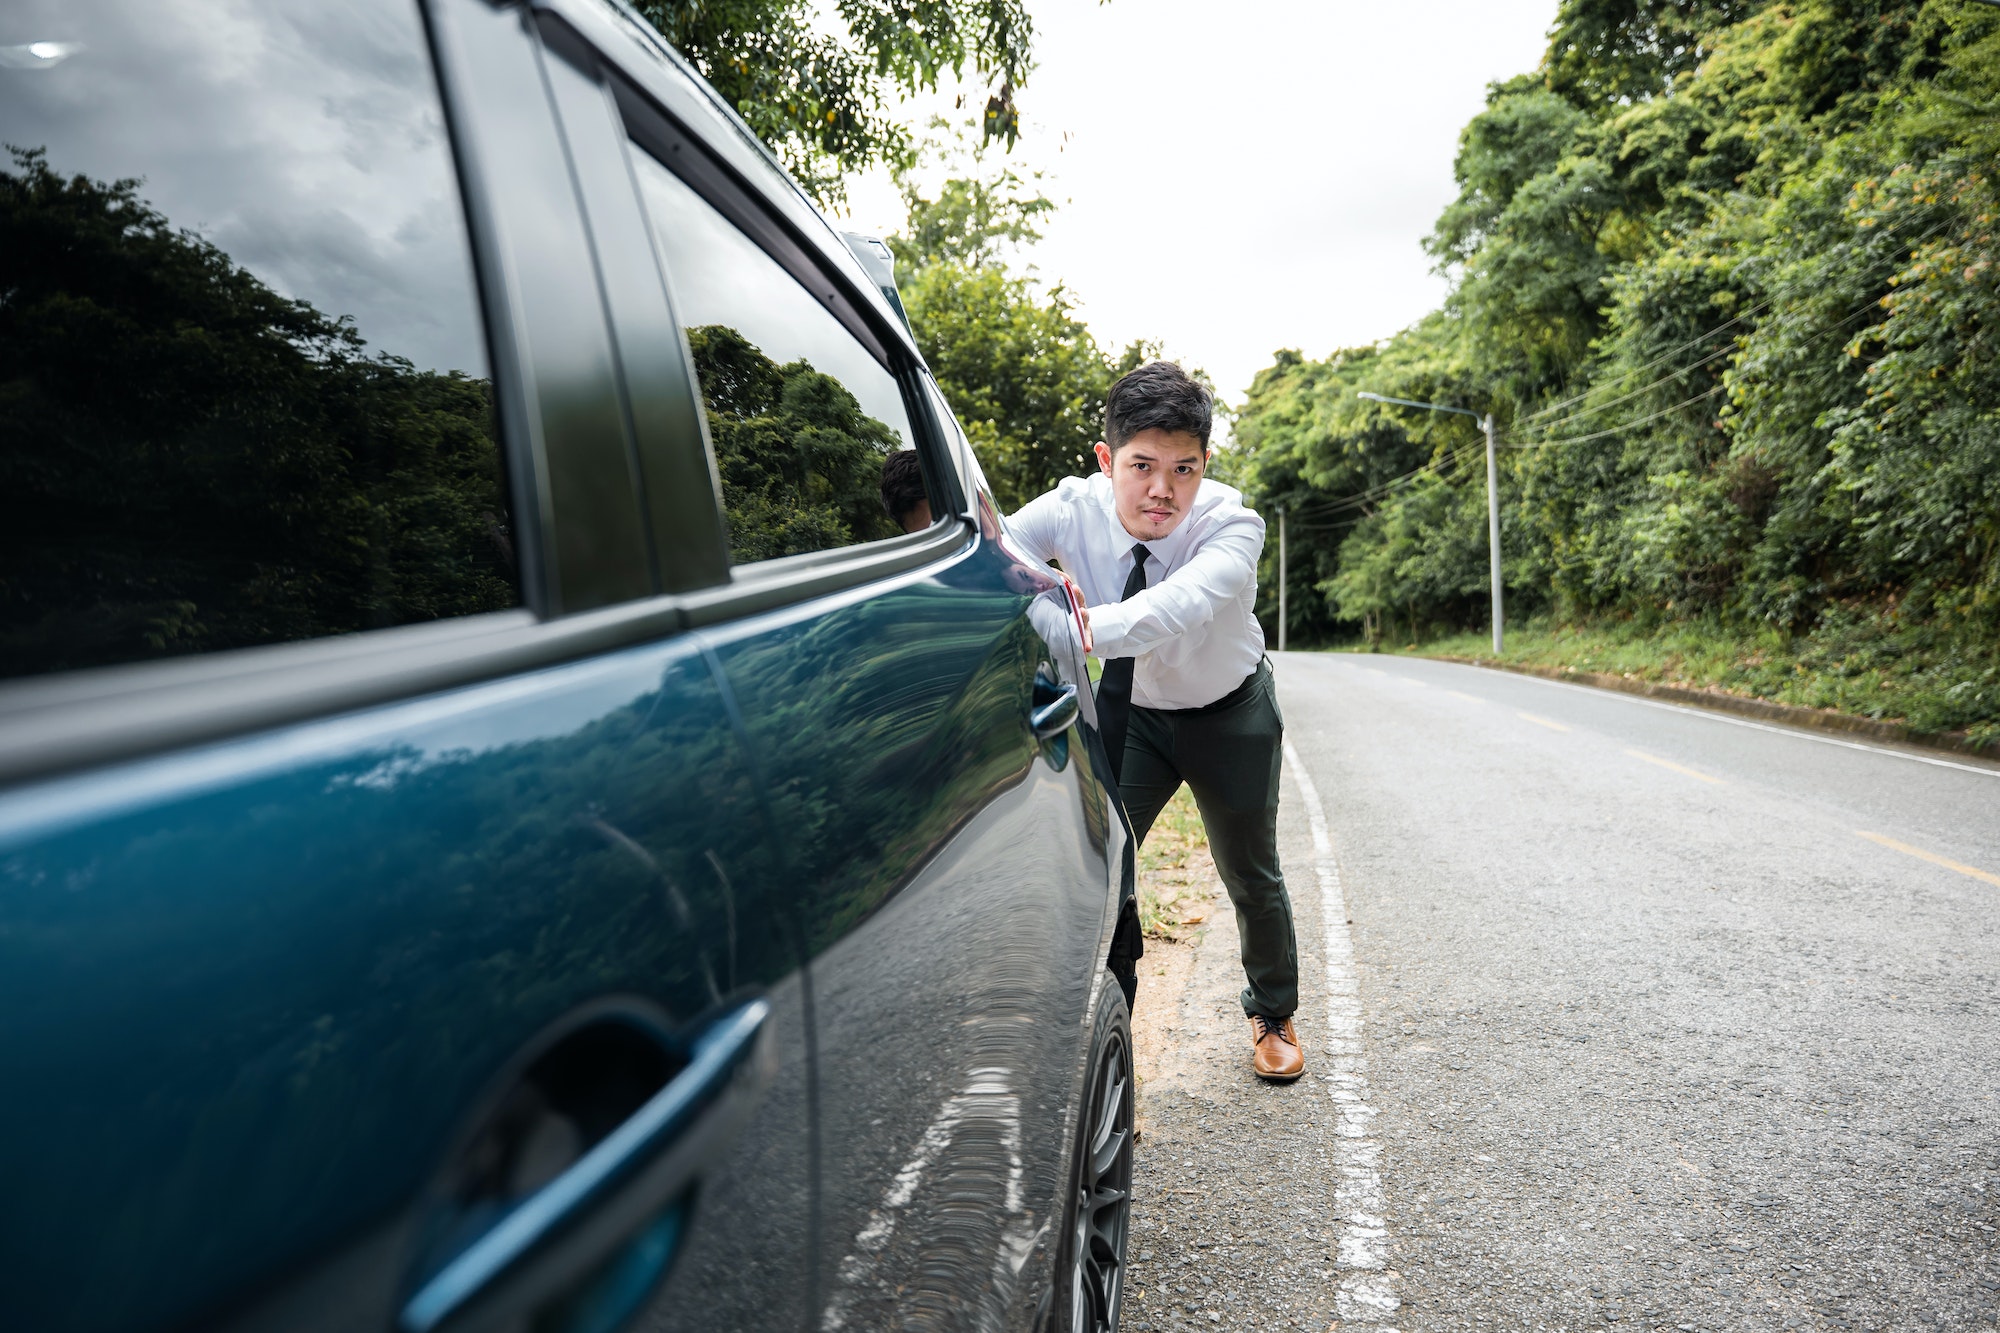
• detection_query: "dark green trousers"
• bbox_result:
[1121,658,1299,1020]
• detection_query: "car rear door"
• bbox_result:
[0,3,811,1330]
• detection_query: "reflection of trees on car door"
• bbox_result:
[706,563,1117,1331]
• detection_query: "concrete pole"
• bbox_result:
[1483,413,1504,655]
[1277,506,1288,653]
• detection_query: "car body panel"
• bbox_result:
[0,638,800,1332]
[698,532,1117,1332]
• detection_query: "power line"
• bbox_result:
[1506,384,1725,450]
[1283,447,1472,520]
[1516,306,1763,428]
[1279,445,1488,529]
[1267,206,1961,517]
[1510,252,1938,452]
[1511,341,1735,438]
[1512,210,1957,438]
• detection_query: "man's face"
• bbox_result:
[1095,428,1207,542]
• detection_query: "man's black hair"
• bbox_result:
[1105,360,1212,451]
[879,447,929,524]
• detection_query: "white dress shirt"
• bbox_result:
[1006,473,1267,710]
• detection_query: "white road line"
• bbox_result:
[1418,661,2000,780]
[1282,739,1400,1330]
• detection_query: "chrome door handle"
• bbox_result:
[1031,683,1080,739]
[401,999,772,1333]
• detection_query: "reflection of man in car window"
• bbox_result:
[1006,362,1305,1083]
[878,448,932,534]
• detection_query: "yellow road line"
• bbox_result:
[1855,831,2000,888]
[1517,711,1571,732]
[1624,748,1725,785]
[1448,691,1483,703]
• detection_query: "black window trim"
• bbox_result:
[519,0,987,612]
[423,0,553,615]
[431,0,655,616]
[538,0,979,540]
[532,11,733,597]
[611,73,896,369]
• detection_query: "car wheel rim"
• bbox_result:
[1070,1027,1132,1333]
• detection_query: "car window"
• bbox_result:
[0,0,513,682]
[628,150,920,566]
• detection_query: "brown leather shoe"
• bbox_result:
[1250,1014,1305,1081]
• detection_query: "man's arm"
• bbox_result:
[1003,487,1071,567]
[1089,513,1262,658]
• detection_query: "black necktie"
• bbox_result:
[1095,543,1150,786]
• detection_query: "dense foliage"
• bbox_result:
[889,156,1161,511]
[631,0,1033,203]
[1225,0,2000,735]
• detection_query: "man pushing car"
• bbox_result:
[1007,361,1305,1082]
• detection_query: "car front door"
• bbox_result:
[604,102,1126,1329]
[713,530,1123,1333]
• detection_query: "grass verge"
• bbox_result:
[1392,611,1999,747]
[1135,786,1216,942]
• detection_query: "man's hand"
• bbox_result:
[1062,574,1093,654]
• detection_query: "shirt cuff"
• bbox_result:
[1089,603,1135,658]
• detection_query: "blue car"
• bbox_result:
[0,1,1140,1329]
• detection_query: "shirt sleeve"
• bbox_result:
[1003,487,1070,566]
[1089,510,1264,659]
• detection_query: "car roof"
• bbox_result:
[545,0,921,365]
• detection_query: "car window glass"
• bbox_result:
[0,0,513,682]
[629,150,917,565]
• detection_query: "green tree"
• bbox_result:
[631,0,1034,203]
[1227,0,2000,735]
[888,152,1157,512]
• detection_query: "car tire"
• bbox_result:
[1057,971,1135,1333]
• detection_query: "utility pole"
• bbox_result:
[1277,505,1287,653]
[1483,412,1503,656]
[1356,391,1505,656]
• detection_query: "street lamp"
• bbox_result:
[1355,391,1504,655]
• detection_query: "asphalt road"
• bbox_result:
[1123,651,1999,1333]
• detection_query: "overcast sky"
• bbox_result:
[834,0,1560,409]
